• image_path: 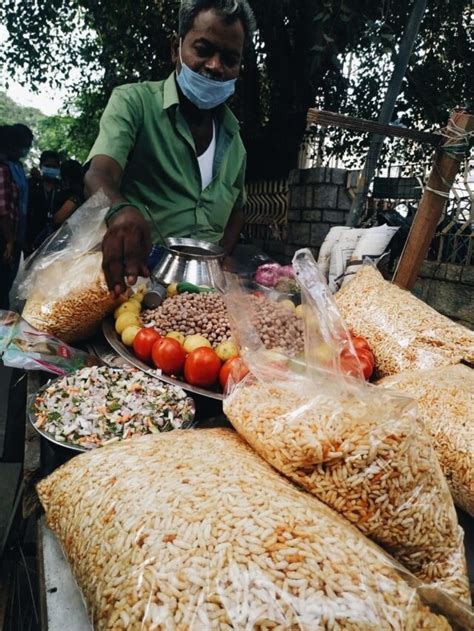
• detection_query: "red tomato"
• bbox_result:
[357,347,374,369]
[151,338,186,375]
[219,357,249,391]
[356,348,375,380]
[133,328,162,363]
[339,349,362,378]
[340,348,374,380]
[351,335,372,353]
[184,347,222,387]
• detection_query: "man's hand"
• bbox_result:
[102,207,152,296]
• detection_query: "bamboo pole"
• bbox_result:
[393,109,474,290]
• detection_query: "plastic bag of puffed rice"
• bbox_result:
[223,248,471,607]
[335,264,474,378]
[18,191,121,343]
[378,364,474,517]
[37,429,473,630]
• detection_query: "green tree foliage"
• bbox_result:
[1,0,471,178]
[0,91,89,162]
[36,115,90,162]
[0,91,43,130]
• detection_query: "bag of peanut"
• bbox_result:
[335,265,474,378]
[223,249,471,606]
[37,428,469,630]
[378,364,474,517]
[19,192,120,343]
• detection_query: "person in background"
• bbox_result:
[26,150,62,254]
[53,159,84,226]
[0,124,33,309]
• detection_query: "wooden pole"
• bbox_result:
[306,109,440,145]
[393,109,474,290]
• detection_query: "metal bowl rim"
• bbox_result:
[164,237,225,260]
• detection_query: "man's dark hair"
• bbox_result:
[179,0,256,47]
[0,125,13,153]
[40,150,61,166]
[11,123,34,147]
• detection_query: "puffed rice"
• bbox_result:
[378,364,474,516]
[335,266,474,378]
[224,377,471,604]
[22,253,118,343]
[37,429,456,630]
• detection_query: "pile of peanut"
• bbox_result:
[141,292,231,347]
[141,292,304,354]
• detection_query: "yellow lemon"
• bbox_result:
[278,299,296,313]
[295,304,305,318]
[167,283,178,298]
[215,340,238,362]
[183,334,211,354]
[132,292,144,303]
[121,325,141,347]
[115,312,140,335]
[114,300,140,319]
[166,331,186,346]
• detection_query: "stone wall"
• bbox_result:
[414,261,474,330]
[252,167,354,263]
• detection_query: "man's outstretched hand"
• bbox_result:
[102,206,152,297]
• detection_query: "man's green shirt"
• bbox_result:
[87,72,246,245]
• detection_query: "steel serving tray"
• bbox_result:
[102,318,224,401]
[28,369,197,454]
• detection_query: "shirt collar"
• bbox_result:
[163,72,180,110]
[163,71,240,136]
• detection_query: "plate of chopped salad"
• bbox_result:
[29,366,196,452]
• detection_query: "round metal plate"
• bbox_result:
[28,369,197,454]
[102,318,224,401]
[28,379,87,453]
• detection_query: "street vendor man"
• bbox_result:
[84,0,256,296]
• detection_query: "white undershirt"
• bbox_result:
[197,121,216,190]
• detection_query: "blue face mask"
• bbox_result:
[176,40,237,110]
[42,166,60,180]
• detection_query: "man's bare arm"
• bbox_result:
[85,155,151,296]
[84,154,126,205]
[220,206,244,256]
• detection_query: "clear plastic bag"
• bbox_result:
[37,428,467,630]
[378,364,474,517]
[335,265,474,377]
[18,191,120,343]
[223,249,471,606]
[0,310,97,374]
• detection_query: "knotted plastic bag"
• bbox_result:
[19,191,120,343]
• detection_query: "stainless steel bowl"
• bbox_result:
[152,238,226,289]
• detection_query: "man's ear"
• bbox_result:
[170,33,179,64]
